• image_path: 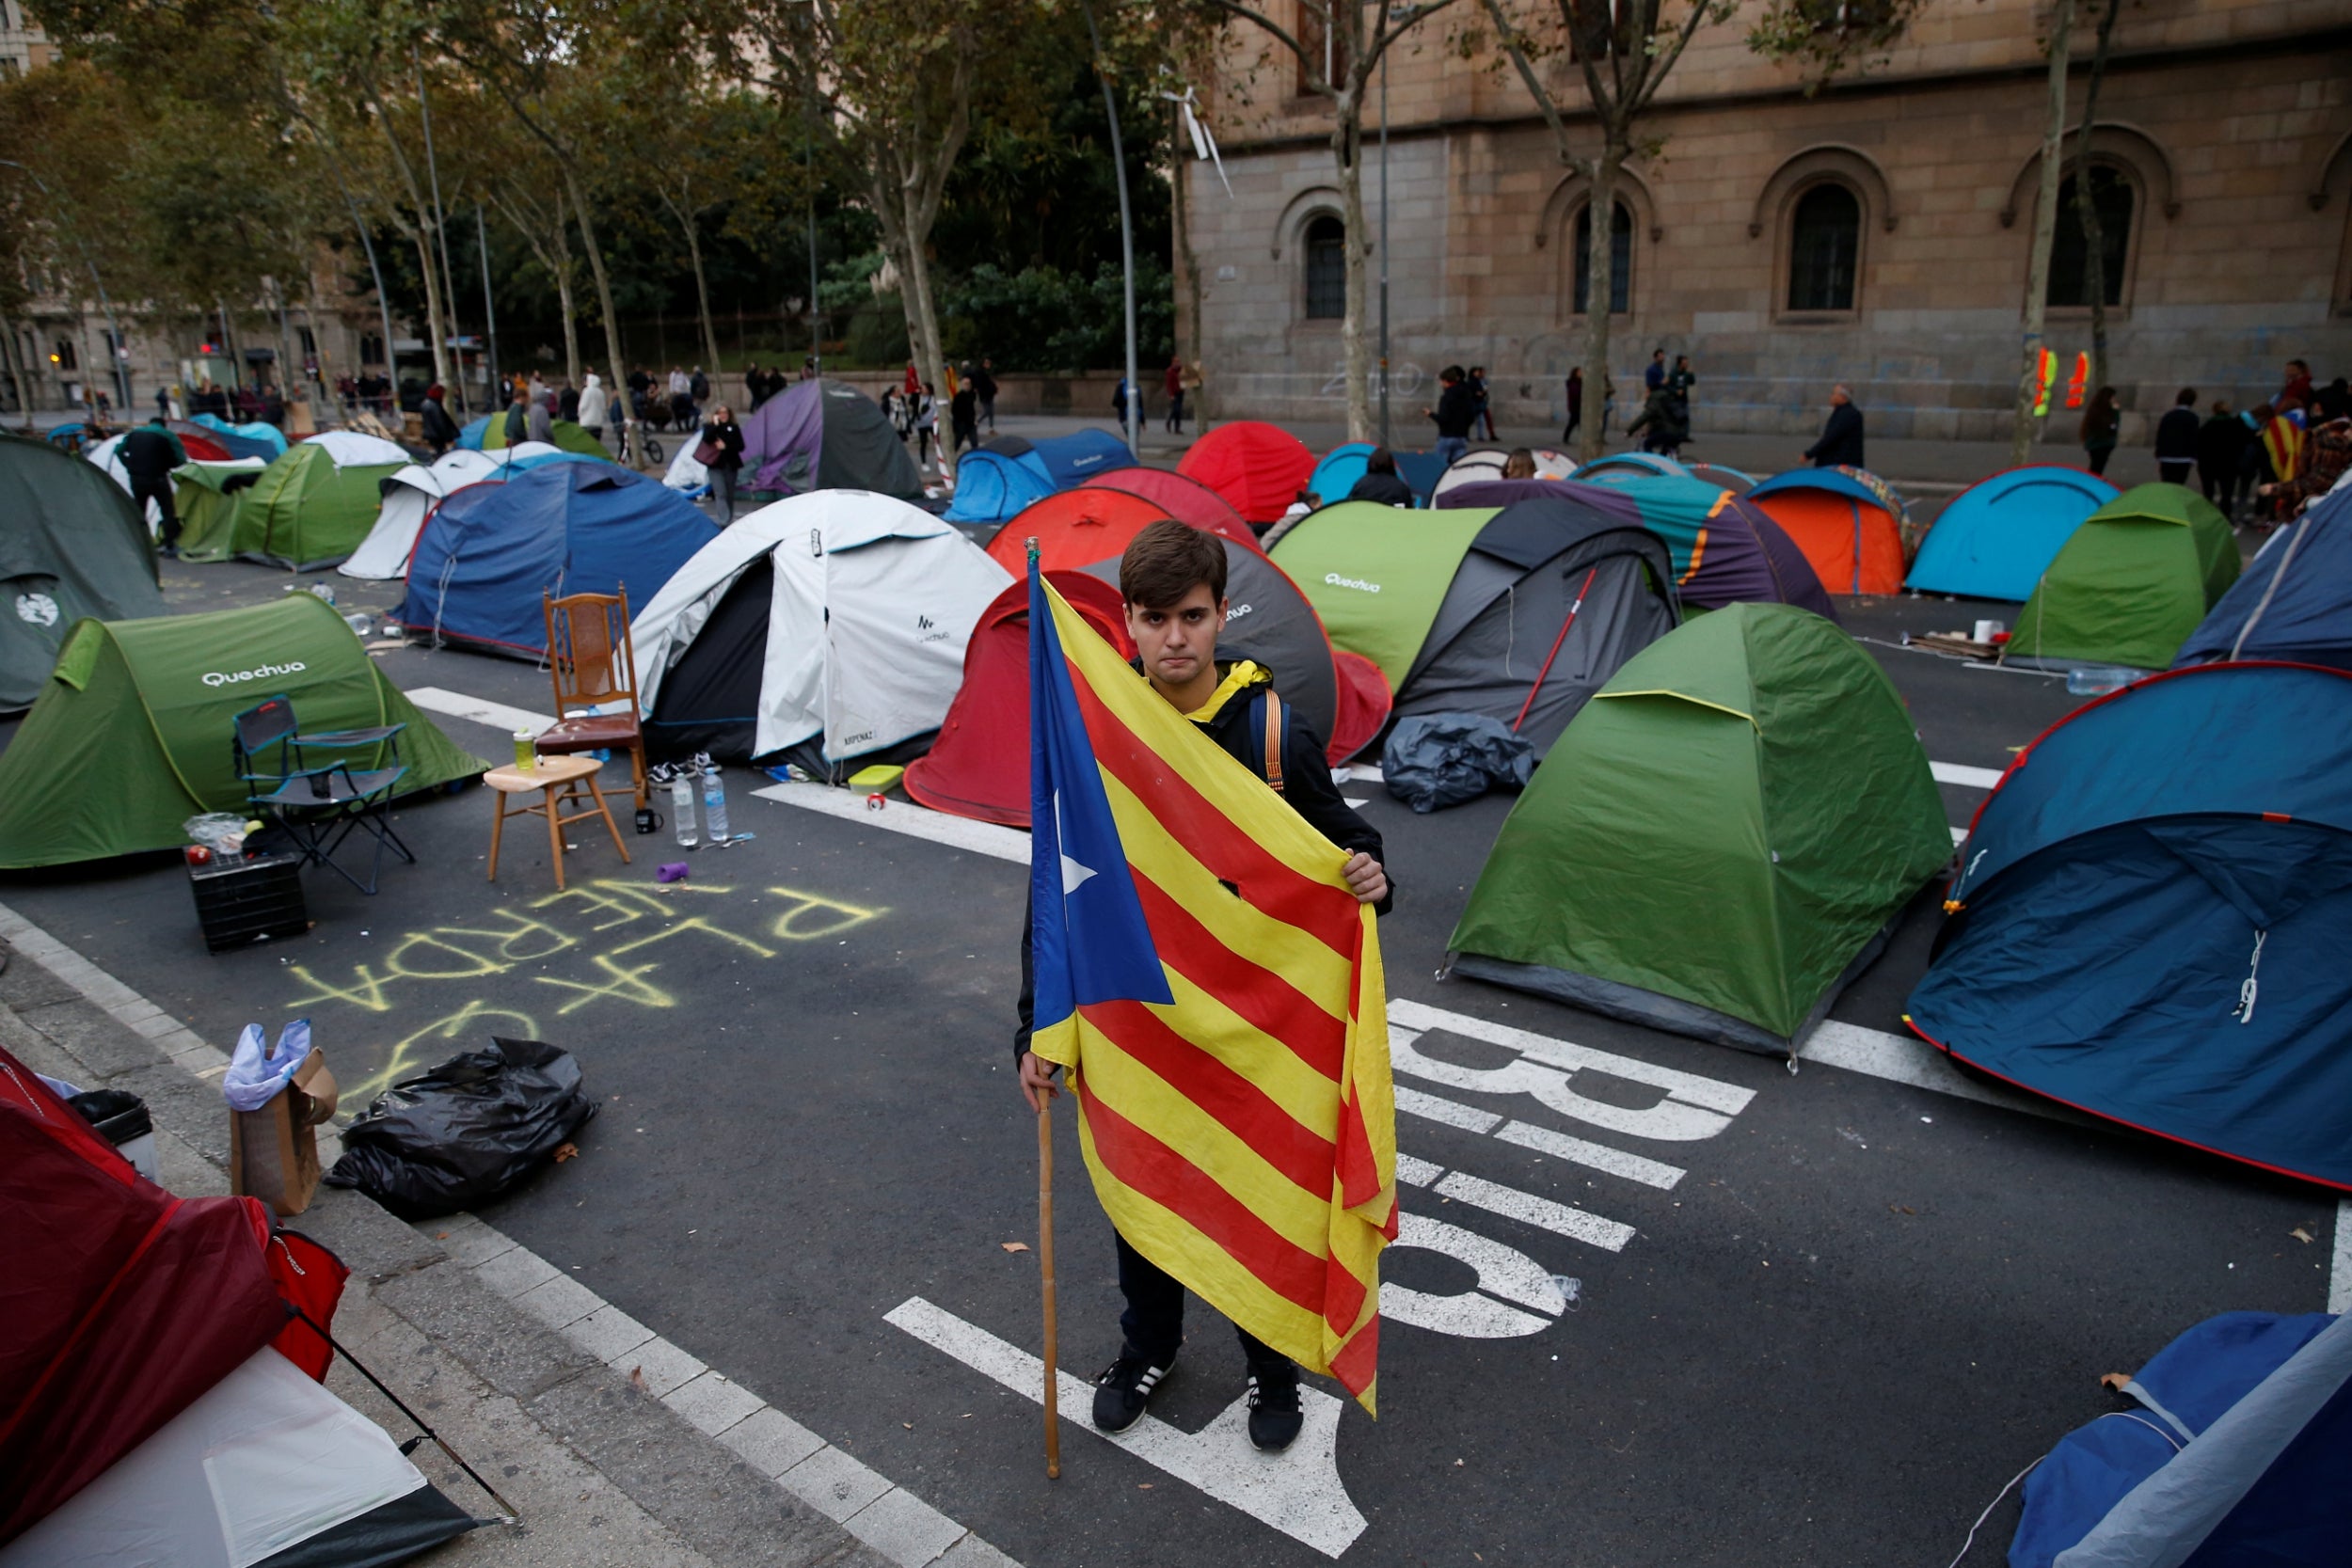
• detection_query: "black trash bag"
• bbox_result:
[326,1037,596,1219]
[1382,713,1536,814]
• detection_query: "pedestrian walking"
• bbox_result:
[879,386,899,436]
[1164,356,1187,435]
[698,404,746,522]
[2196,401,2244,513]
[504,385,531,449]
[1626,386,1688,457]
[1803,384,1866,468]
[975,357,998,434]
[690,365,710,416]
[153,385,171,423]
[559,380,580,422]
[1422,365,1476,468]
[1562,368,1582,444]
[902,360,920,400]
[1016,521,1390,1457]
[914,382,938,467]
[2080,387,2121,478]
[2154,388,2200,487]
[951,374,979,455]
[1345,448,1414,506]
[1645,349,1666,395]
[577,373,609,450]
[744,360,770,410]
[526,392,555,449]
[528,372,550,410]
[420,383,459,457]
[1470,365,1495,440]
[667,366,694,432]
[120,416,186,556]
[1184,359,1206,432]
[2278,357,2314,414]
[2239,404,2276,519]
[1669,355,1695,436]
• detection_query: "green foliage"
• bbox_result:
[937,261,1175,372]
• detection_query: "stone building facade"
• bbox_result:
[1181,0,2352,441]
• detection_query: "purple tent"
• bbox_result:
[1438,478,1594,512]
[1568,471,1836,621]
[740,379,923,501]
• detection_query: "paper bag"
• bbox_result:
[230,1047,339,1216]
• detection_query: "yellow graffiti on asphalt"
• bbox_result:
[337,1000,542,1110]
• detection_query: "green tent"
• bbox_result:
[186,443,405,570]
[1447,602,1951,1053]
[0,593,485,868]
[1266,502,1499,690]
[0,434,166,712]
[2005,483,2241,673]
[170,460,267,558]
[484,416,608,457]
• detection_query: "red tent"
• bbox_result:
[985,485,1255,576]
[1090,467,1260,549]
[905,572,1135,826]
[1,1045,288,1542]
[1177,421,1316,525]
[1328,649,1393,764]
[167,423,235,463]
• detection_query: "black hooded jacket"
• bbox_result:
[1013,659,1389,1061]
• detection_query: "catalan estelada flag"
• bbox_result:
[1026,565,1397,1412]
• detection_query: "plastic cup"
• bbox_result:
[514,729,537,771]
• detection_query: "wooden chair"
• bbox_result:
[536,588,649,811]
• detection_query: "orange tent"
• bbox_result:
[1745,467,1911,596]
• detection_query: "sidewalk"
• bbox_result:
[0,912,1016,1568]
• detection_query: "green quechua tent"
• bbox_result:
[2004,483,2241,673]
[1447,603,1951,1053]
[169,460,267,557]
[0,433,166,712]
[1267,501,1501,690]
[0,593,485,868]
[183,441,406,570]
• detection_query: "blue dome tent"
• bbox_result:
[944,430,1136,525]
[1309,442,1376,507]
[2175,488,2352,669]
[1909,661,2352,1188]
[1904,465,2116,600]
[393,463,718,657]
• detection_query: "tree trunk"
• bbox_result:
[557,163,637,465]
[407,227,453,402]
[0,310,37,430]
[2074,0,2122,398]
[1172,110,1201,371]
[1335,98,1372,442]
[2012,0,2077,467]
[684,213,723,379]
[550,192,582,390]
[1580,147,1622,464]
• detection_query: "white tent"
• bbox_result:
[1431,446,1576,499]
[662,438,708,494]
[339,447,561,579]
[632,490,1012,775]
[300,430,411,467]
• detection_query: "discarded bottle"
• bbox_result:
[2065,666,2134,696]
[667,766,699,848]
[699,760,731,844]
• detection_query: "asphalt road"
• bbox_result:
[1,546,2337,1568]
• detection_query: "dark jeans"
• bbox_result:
[1114,1231,1292,1376]
[133,476,178,546]
[2086,442,2115,477]
[979,396,995,433]
[2158,460,2193,487]
[711,466,738,522]
[1166,391,1184,433]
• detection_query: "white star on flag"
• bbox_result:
[1055,790,1097,895]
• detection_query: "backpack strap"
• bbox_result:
[1257,689,1286,795]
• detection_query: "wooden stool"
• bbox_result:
[484,755,630,890]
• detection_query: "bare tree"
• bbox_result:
[2068,0,2123,397]
[2013,0,2078,465]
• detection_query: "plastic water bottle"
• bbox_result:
[698,756,731,845]
[668,767,699,848]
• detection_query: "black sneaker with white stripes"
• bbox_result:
[1246,1368,1303,1451]
[1091,1347,1174,1433]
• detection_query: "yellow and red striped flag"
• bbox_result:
[1026,566,1397,1412]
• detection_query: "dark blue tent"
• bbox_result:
[2010,1311,2352,1568]
[393,463,718,657]
[1909,661,2352,1188]
[944,431,1135,525]
[1904,465,2117,600]
[2175,488,2352,669]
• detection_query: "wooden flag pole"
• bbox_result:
[1038,1100,1062,1479]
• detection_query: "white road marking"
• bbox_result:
[1382,1213,1564,1338]
[1343,798,1370,809]
[1394,1084,1499,1133]
[1951,825,1969,846]
[1799,1021,2075,1122]
[2333,1200,2352,1315]
[1930,761,2004,789]
[1394,1151,1444,1186]
[751,780,1030,864]
[1391,1000,1756,1117]
[1396,1084,1685,1189]
[405,685,554,735]
[1433,1171,1634,1251]
[884,1298,1368,1559]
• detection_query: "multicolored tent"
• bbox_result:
[1432,447,1574,499]
[188,412,287,461]
[2005,483,2241,672]
[1571,470,1837,619]
[1574,452,1687,483]
[1902,466,2116,600]
[1745,466,1910,595]
[1177,420,1316,524]
[944,430,1136,525]
[740,377,922,500]
[1449,603,1950,1052]
[0,593,482,867]
[2173,488,2352,668]
[0,433,165,711]
[1911,661,2352,1187]
[982,485,1260,576]
[1089,466,1254,538]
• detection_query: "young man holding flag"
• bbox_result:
[1016,520,1394,1453]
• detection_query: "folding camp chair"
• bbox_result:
[536,588,649,812]
[233,695,415,895]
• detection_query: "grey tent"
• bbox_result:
[0,433,166,712]
[1396,494,1679,752]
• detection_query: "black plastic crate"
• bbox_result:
[189,853,310,953]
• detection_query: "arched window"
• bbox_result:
[1572,200,1633,315]
[2047,166,2133,309]
[1788,183,1860,311]
[1303,215,1346,320]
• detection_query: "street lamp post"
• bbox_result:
[1080,0,1142,457]
[0,158,131,415]
[1378,8,1391,450]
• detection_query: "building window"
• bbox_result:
[2047,166,2133,309]
[1788,182,1860,312]
[1572,200,1633,315]
[1303,215,1346,320]
[1295,2,1349,95]
[359,333,386,367]
[52,338,78,372]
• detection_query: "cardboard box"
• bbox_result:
[230,1048,339,1216]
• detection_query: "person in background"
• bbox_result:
[420,381,459,457]
[1562,368,1582,445]
[1644,348,1667,395]
[914,382,938,467]
[1164,355,1187,435]
[528,371,550,409]
[879,385,899,436]
[1502,449,1537,480]
[667,367,695,432]
[2079,387,2121,478]
[577,372,609,451]
[559,379,580,423]
[1469,365,1495,440]
[743,360,769,410]
[1803,384,1865,468]
[1423,366,1476,467]
[975,357,999,434]
[701,404,746,523]
[120,416,187,556]
[1184,360,1206,433]
[154,384,172,423]
[504,385,531,448]
[2260,413,2349,518]
[1346,449,1414,506]
[903,360,920,400]
[1111,374,1134,433]
[2154,387,2200,487]
[801,356,818,382]
[1626,383,1688,457]
[2278,358,2313,414]
[1669,355,1695,437]
[2240,403,2277,520]
[950,373,979,455]
[526,389,555,448]
[690,365,709,416]
[2316,377,2350,424]
[2256,404,2304,520]
[2196,400,2244,514]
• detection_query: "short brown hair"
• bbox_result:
[1119,519,1226,609]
